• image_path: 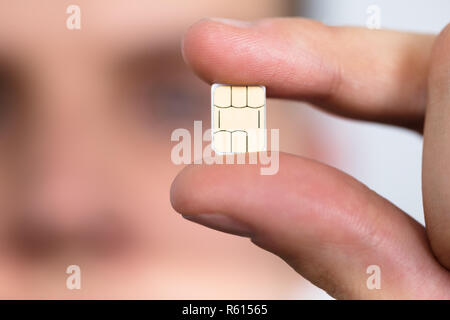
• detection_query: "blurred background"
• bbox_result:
[0,0,448,299]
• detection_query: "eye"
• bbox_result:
[114,50,209,129]
[133,73,209,130]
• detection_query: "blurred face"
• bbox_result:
[0,0,312,298]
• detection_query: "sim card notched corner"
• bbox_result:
[211,84,266,155]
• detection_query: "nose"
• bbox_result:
[14,97,112,236]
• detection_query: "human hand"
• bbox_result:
[171,18,450,299]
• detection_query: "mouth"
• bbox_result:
[6,213,136,263]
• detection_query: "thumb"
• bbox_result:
[171,153,450,299]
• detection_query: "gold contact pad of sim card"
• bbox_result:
[211,84,266,154]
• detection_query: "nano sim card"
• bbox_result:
[211,84,266,154]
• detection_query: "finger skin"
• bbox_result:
[171,153,450,299]
[182,18,434,130]
[423,23,450,269]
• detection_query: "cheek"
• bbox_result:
[100,125,177,223]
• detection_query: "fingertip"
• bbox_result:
[181,17,266,85]
[181,18,241,66]
[181,18,215,67]
[170,162,223,215]
[169,164,195,214]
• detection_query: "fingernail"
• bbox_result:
[182,213,252,237]
[208,17,252,28]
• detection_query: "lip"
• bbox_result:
[6,215,136,262]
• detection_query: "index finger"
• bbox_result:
[182,17,435,131]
